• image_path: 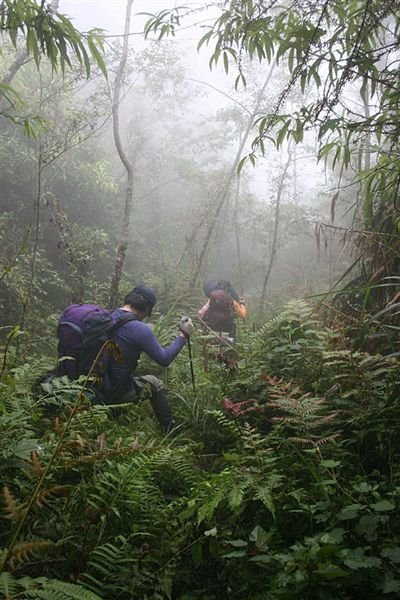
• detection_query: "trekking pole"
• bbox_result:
[187,337,196,393]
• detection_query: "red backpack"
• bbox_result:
[205,289,234,332]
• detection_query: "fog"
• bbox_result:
[0,0,356,323]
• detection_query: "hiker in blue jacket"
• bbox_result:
[105,284,194,434]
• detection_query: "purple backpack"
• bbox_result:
[56,304,136,380]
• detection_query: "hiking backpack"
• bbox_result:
[203,279,240,302]
[205,289,234,333]
[55,304,137,381]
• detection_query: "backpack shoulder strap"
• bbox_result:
[111,313,138,333]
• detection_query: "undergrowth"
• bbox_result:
[1,300,400,599]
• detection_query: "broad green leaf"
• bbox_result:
[249,525,270,548]
[381,547,400,563]
[355,515,378,541]
[249,554,272,563]
[223,51,229,74]
[222,550,247,558]
[88,35,107,79]
[370,500,395,512]
[317,563,347,580]
[337,504,364,520]
[320,459,341,468]
[226,539,248,547]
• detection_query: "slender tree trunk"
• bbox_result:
[17,139,43,355]
[259,148,292,311]
[363,85,371,173]
[108,0,134,309]
[17,69,47,343]
[233,174,244,296]
[190,64,275,289]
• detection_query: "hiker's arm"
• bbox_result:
[198,300,209,319]
[138,323,186,367]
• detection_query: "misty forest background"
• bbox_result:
[1,1,400,599]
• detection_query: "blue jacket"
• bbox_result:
[105,309,186,393]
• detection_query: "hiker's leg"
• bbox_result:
[118,377,142,405]
[136,375,175,434]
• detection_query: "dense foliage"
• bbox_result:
[1,1,400,598]
[1,301,400,599]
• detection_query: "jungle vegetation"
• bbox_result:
[1,1,400,598]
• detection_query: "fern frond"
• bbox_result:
[80,540,135,597]
[0,571,19,596]
[84,542,127,577]
[312,412,341,427]
[287,436,315,447]
[196,470,232,525]
[30,579,103,599]
[254,484,275,518]
[96,433,107,451]
[240,422,273,458]
[2,485,22,520]
[53,417,64,436]
[227,480,251,511]
[31,451,44,476]
[35,485,71,507]
[0,571,103,599]
[204,409,241,437]
[62,444,141,466]
[315,433,341,446]
[9,540,57,570]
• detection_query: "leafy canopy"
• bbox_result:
[0,0,107,77]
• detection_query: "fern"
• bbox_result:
[246,300,330,386]
[0,571,18,597]
[34,485,71,507]
[25,580,102,599]
[197,473,229,524]
[2,486,22,521]
[8,541,57,570]
[0,572,103,599]
[79,540,134,597]
[227,480,251,511]
[204,409,241,437]
[264,377,341,447]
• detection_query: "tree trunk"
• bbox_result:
[108,0,134,309]
[233,174,244,296]
[259,148,292,311]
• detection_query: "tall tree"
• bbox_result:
[108,0,134,309]
[259,147,292,310]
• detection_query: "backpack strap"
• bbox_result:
[111,313,139,332]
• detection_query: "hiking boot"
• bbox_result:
[150,389,175,434]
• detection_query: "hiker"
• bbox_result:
[198,279,246,338]
[38,284,194,435]
[101,284,194,434]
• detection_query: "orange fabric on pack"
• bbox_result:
[233,300,246,319]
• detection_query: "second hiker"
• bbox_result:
[198,279,246,338]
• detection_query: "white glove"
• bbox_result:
[179,316,194,337]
